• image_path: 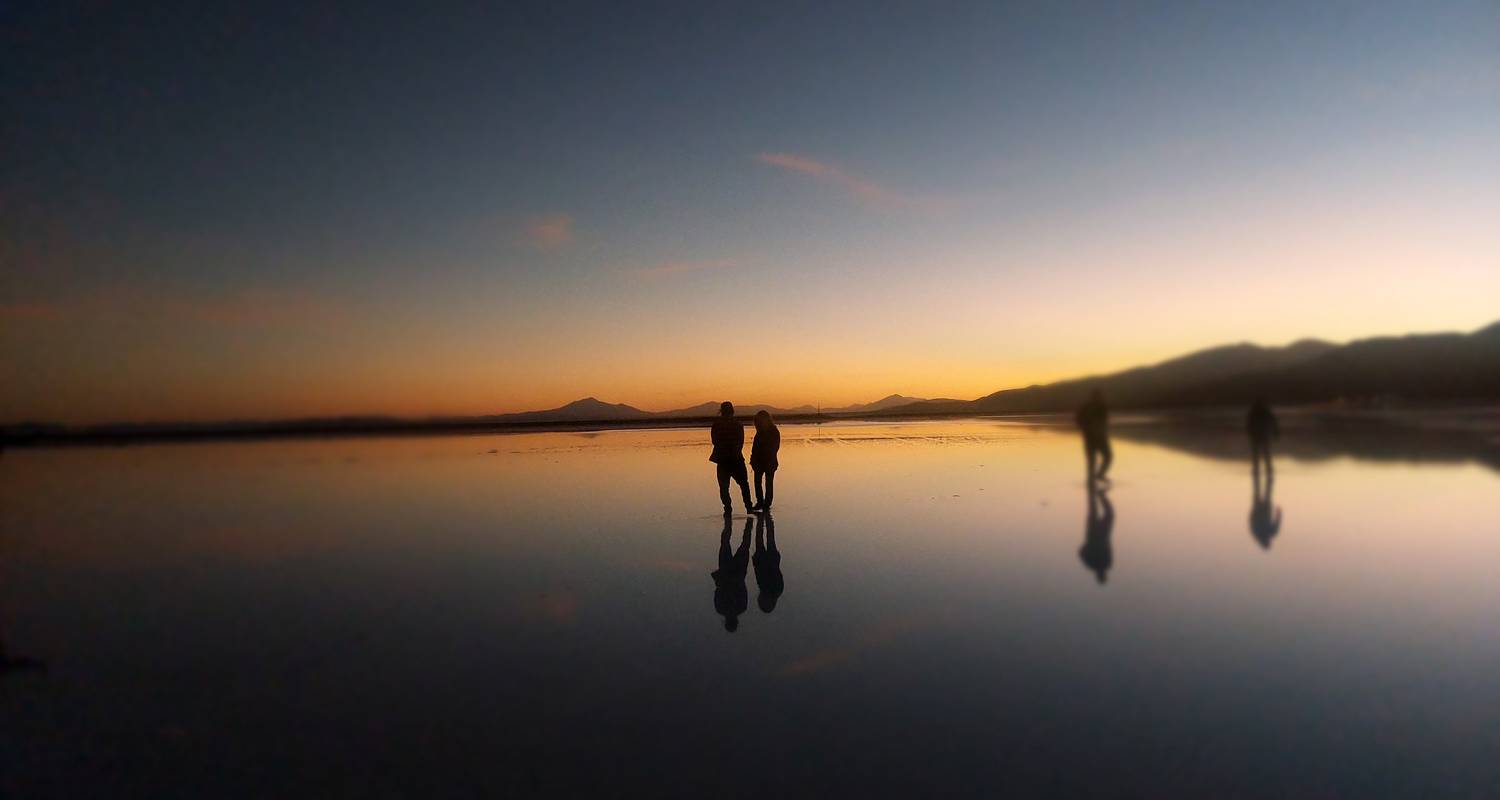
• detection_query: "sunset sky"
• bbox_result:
[4,1,1498,424]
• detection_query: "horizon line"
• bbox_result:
[5,318,1495,430]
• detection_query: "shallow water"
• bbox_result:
[2,419,1497,797]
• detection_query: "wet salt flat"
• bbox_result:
[2,418,1497,797]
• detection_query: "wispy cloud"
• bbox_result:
[626,258,736,280]
[525,213,575,250]
[163,289,345,327]
[758,152,946,212]
[0,288,346,329]
[0,302,65,321]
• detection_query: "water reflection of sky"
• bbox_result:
[2,420,1496,795]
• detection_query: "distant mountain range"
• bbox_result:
[489,321,1500,424]
[5,322,1496,443]
[884,320,1500,415]
[487,394,931,423]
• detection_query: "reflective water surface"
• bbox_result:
[2,419,1497,797]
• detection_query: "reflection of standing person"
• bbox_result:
[712,515,752,632]
[1079,483,1114,584]
[710,402,755,515]
[1247,398,1279,479]
[750,410,780,512]
[1250,466,1283,551]
[752,513,784,613]
[1075,389,1112,483]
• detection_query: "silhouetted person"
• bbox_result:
[710,401,755,515]
[752,513,784,613]
[1075,389,1112,483]
[750,410,780,511]
[712,515,752,632]
[1250,465,1283,550]
[1079,482,1114,584]
[1247,397,1279,480]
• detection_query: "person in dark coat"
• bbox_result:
[712,515,752,632]
[1075,389,1112,483]
[1247,397,1279,479]
[752,512,784,613]
[1079,482,1114,584]
[749,410,781,512]
[710,401,755,515]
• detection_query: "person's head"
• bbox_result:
[1089,388,1104,404]
[719,401,734,417]
[754,409,772,430]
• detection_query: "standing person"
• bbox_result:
[1247,397,1279,479]
[750,410,780,512]
[710,402,755,515]
[1075,389,1112,483]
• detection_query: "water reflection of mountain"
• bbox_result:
[1111,411,1500,474]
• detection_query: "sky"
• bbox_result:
[3,0,1498,424]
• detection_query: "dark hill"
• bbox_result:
[655,402,818,418]
[882,320,1500,415]
[827,394,929,413]
[490,397,651,423]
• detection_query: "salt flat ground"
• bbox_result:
[2,418,1497,797]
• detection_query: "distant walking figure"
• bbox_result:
[1079,482,1114,584]
[710,402,755,515]
[750,410,781,512]
[752,513,784,613]
[1247,397,1279,479]
[712,515,752,632]
[1075,389,1112,483]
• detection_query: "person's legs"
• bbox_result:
[1097,438,1113,479]
[763,469,775,509]
[1084,440,1098,482]
[732,462,754,511]
[717,464,732,512]
[753,469,766,508]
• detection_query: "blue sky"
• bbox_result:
[4,1,1497,422]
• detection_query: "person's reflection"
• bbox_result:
[712,515,752,632]
[1079,483,1114,584]
[1250,467,1283,550]
[753,513,784,614]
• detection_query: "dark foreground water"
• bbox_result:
[2,418,1497,798]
